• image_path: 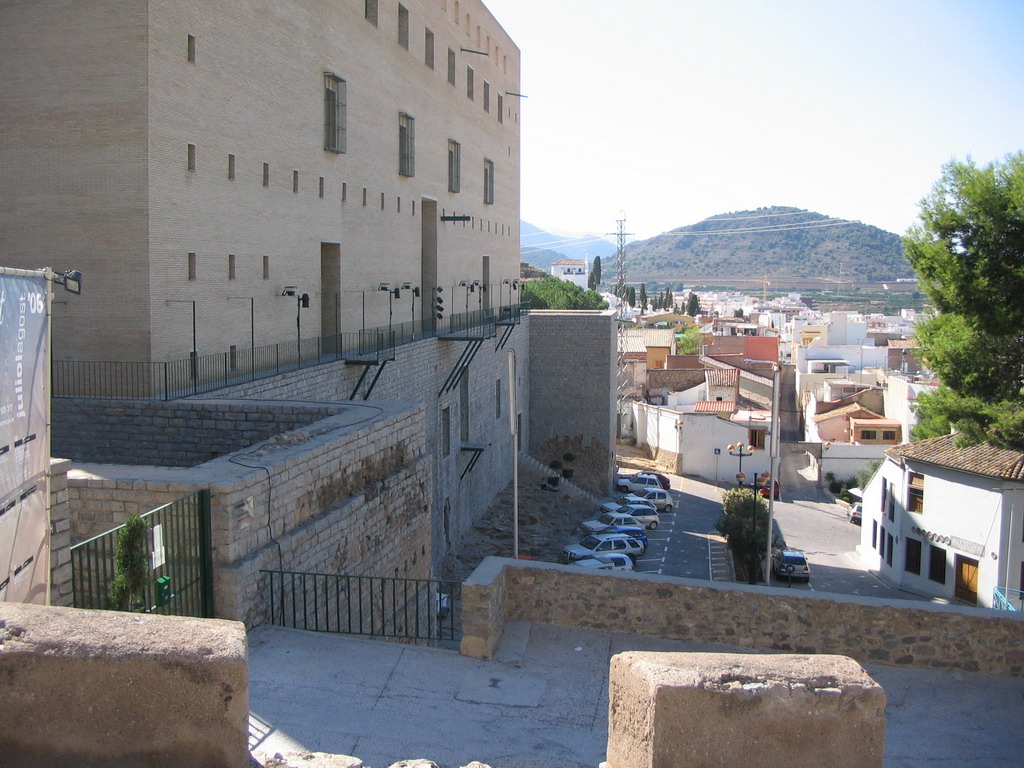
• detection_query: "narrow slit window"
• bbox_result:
[483,158,494,204]
[398,4,409,49]
[483,81,490,112]
[188,252,197,280]
[228,153,235,180]
[424,29,434,68]
[187,34,195,63]
[262,162,269,187]
[262,255,270,280]
[187,143,196,171]
[319,176,325,198]
[228,253,236,280]
[447,49,456,86]
[293,170,299,193]
[466,66,474,100]
[448,139,461,193]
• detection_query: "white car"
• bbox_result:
[615,473,662,495]
[571,553,635,571]
[639,488,674,512]
[608,493,657,510]
[582,511,657,535]
[593,505,660,530]
[561,533,646,563]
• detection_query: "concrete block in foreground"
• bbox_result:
[0,602,249,767]
[606,652,885,768]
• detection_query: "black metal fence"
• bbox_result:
[53,303,528,401]
[260,569,460,643]
[70,490,213,617]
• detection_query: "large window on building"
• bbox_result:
[928,544,946,584]
[483,158,494,204]
[448,140,461,192]
[324,73,346,153]
[907,472,924,513]
[399,113,415,176]
[904,538,922,575]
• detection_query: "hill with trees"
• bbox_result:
[623,207,913,282]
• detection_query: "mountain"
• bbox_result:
[520,221,616,270]
[624,207,913,282]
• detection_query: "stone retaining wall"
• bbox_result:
[68,401,432,626]
[460,558,1024,677]
[53,398,348,467]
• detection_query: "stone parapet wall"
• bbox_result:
[460,558,1024,677]
[0,602,249,767]
[68,401,431,626]
[53,398,349,467]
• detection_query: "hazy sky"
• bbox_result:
[483,0,1024,243]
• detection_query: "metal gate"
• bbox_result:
[260,569,460,643]
[70,490,213,617]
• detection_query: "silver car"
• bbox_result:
[561,533,646,563]
[598,503,660,529]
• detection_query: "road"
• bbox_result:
[617,468,929,603]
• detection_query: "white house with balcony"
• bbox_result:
[551,259,588,289]
[859,435,1024,609]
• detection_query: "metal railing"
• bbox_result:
[260,569,460,643]
[993,586,1023,611]
[70,491,213,617]
[53,302,529,401]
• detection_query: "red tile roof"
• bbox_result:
[886,435,1024,481]
[694,400,735,413]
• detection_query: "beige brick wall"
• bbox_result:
[1,0,520,364]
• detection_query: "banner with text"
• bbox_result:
[0,272,49,604]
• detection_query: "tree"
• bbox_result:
[589,256,602,290]
[904,153,1024,450]
[714,488,769,584]
[676,326,700,355]
[685,292,700,316]
[638,284,648,312]
[733,307,745,318]
[108,514,150,611]
[521,276,608,310]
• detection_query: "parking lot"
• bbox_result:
[611,468,932,602]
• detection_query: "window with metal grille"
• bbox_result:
[905,538,922,575]
[483,158,494,204]
[448,139,461,192]
[365,0,378,26]
[399,113,415,176]
[324,73,346,153]
[928,544,945,583]
[397,4,409,49]
[424,29,434,68]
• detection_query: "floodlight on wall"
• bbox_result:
[378,283,391,292]
[281,286,297,297]
[457,280,468,287]
[402,282,414,290]
[54,269,83,295]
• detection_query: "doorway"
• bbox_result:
[954,555,979,604]
[321,243,341,352]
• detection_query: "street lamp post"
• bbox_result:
[728,443,757,584]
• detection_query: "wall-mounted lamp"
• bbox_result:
[458,280,468,287]
[378,282,391,292]
[54,269,83,295]
[282,285,298,297]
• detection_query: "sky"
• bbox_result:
[482,0,1024,244]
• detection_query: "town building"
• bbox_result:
[550,258,589,289]
[859,435,1024,608]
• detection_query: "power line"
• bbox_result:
[656,220,856,236]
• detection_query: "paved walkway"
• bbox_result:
[248,621,1024,768]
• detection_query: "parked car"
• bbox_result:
[570,553,634,571]
[772,550,811,581]
[598,503,661,529]
[758,479,781,501]
[603,525,648,549]
[644,471,672,490]
[614,473,662,495]
[582,511,651,535]
[561,533,646,563]
[609,493,657,510]
[848,503,863,525]
[640,488,674,512]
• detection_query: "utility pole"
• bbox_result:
[607,214,633,303]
